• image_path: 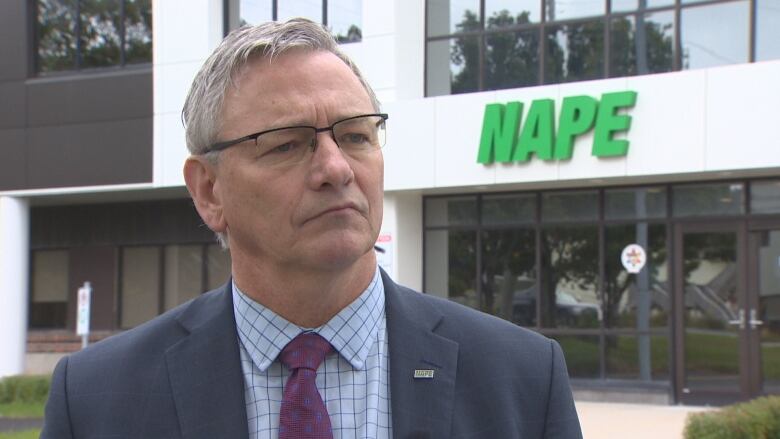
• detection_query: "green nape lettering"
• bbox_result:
[555,95,598,160]
[514,99,554,162]
[592,91,638,157]
[477,102,523,164]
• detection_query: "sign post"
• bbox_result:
[76,281,92,349]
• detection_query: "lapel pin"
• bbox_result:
[413,369,435,379]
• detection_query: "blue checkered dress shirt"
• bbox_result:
[232,267,392,439]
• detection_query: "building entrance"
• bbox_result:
[675,222,780,404]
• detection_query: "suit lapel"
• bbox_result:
[165,284,249,439]
[383,271,459,439]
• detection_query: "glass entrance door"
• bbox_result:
[675,224,748,404]
[751,228,780,395]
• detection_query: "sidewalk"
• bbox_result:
[0,417,43,433]
[576,401,713,439]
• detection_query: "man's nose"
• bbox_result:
[306,131,355,189]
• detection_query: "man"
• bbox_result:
[42,19,582,439]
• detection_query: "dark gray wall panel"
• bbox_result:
[0,2,28,81]
[0,128,27,190]
[27,117,152,188]
[27,69,152,127]
[0,81,26,128]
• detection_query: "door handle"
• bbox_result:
[728,309,745,329]
[750,309,764,329]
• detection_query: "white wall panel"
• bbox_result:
[625,70,707,177]
[159,112,188,187]
[157,61,203,116]
[706,61,780,171]
[394,0,425,100]
[358,34,396,91]
[363,0,395,37]
[383,100,436,190]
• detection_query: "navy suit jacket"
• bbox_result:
[42,270,582,438]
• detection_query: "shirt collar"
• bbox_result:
[232,266,385,372]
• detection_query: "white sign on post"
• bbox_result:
[77,281,92,348]
[621,244,647,274]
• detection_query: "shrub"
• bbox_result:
[0,376,50,405]
[684,396,780,439]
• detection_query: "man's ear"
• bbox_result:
[183,156,227,234]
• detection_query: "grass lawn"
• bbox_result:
[0,402,45,419]
[0,430,41,439]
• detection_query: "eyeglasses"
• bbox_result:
[205,113,388,167]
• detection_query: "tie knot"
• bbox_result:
[280,333,333,371]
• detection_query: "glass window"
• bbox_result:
[124,0,152,64]
[751,180,780,214]
[544,20,605,84]
[604,224,669,329]
[425,196,478,227]
[611,0,675,13]
[610,11,674,77]
[36,0,77,73]
[30,250,70,328]
[541,190,599,222]
[277,0,322,22]
[552,335,601,378]
[673,183,745,217]
[425,230,478,309]
[680,1,749,70]
[485,28,539,89]
[757,0,780,62]
[604,187,667,220]
[546,0,604,21]
[605,334,669,380]
[120,246,160,328]
[540,226,600,328]
[427,0,481,37]
[481,229,536,326]
[428,36,481,96]
[206,244,232,290]
[328,0,361,43]
[485,0,539,27]
[163,245,202,311]
[238,0,273,25]
[481,193,536,225]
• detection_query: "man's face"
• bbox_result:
[210,50,383,273]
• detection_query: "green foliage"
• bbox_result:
[0,376,50,405]
[0,430,42,439]
[684,396,780,439]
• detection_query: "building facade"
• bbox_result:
[1,0,779,406]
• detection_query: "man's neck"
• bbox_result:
[230,252,377,328]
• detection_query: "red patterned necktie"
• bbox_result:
[279,332,334,439]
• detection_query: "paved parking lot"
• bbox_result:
[576,401,713,439]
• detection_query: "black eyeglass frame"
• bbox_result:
[204,113,389,154]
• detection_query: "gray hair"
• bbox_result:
[182,18,380,157]
[182,18,381,248]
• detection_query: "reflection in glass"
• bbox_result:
[751,180,780,214]
[544,20,604,84]
[121,246,160,328]
[163,245,202,311]
[610,11,674,77]
[30,250,70,328]
[541,226,600,328]
[604,224,669,330]
[207,244,232,290]
[757,230,780,392]
[605,334,669,380]
[481,229,536,326]
[673,183,745,217]
[124,0,152,64]
[611,0,675,13]
[239,0,273,26]
[329,0,362,43]
[756,0,780,61]
[426,37,480,96]
[680,1,749,70]
[425,230,478,309]
[427,0,480,36]
[545,0,604,21]
[485,28,539,89]
[37,0,77,72]
[80,0,122,68]
[425,196,478,227]
[683,232,740,392]
[552,335,600,378]
[277,0,322,22]
[541,190,598,222]
[485,0,539,26]
[605,187,667,220]
[481,193,535,225]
